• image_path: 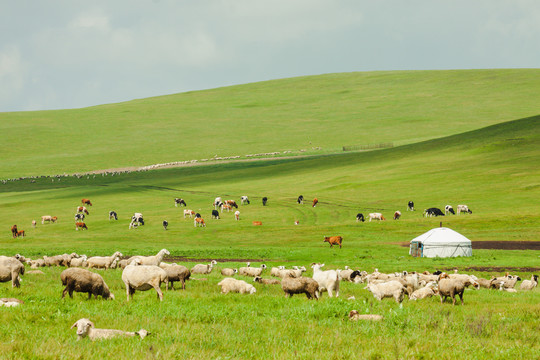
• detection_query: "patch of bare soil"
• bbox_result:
[164,256,268,263]
[399,241,540,250]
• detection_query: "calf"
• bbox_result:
[424,208,445,217]
[174,198,186,207]
[75,213,85,221]
[225,200,238,208]
[220,204,232,213]
[194,218,206,227]
[234,211,240,221]
[213,197,223,209]
[369,213,386,221]
[184,209,195,218]
[17,230,25,238]
[11,225,18,238]
[312,198,318,207]
[41,215,57,224]
[324,236,343,249]
[445,205,455,215]
[457,205,472,215]
[356,213,365,222]
[75,222,88,230]
[81,198,92,206]
[407,201,414,211]
[109,211,118,220]
[393,211,401,220]
[211,210,220,219]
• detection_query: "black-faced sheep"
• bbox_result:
[520,274,538,291]
[281,276,319,300]
[60,268,114,300]
[71,318,149,341]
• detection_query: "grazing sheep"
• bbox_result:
[239,263,267,277]
[473,276,493,289]
[28,259,45,268]
[338,266,361,282]
[409,282,438,300]
[491,275,521,290]
[438,273,478,305]
[218,278,256,295]
[311,263,339,298]
[221,268,238,276]
[122,260,169,301]
[71,318,149,341]
[520,274,538,291]
[159,263,190,290]
[125,249,170,267]
[191,260,217,274]
[281,276,319,300]
[348,310,383,321]
[366,280,407,303]
[87,251,123,270]
[277,266,306,279]
[13,254,28,263]
[0,256,25,288]
[270,266,285,277]
[60,268,114,300]
[253,276,280,285]
[0,298,24,307]
[69,255,88,267]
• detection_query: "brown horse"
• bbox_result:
[11,225,18,238]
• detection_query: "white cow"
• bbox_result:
[457,205,472,215]
[183,209,195,218]
[234,211,240,221]
[369,213,386,221]
[241,196,250,205]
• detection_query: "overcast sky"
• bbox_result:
[1,0,539,112]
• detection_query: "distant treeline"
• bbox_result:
[342,143,394,152]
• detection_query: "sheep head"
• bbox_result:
[71,318,94,339]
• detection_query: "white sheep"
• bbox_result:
[191,260,217,274]
[125,249,170,267]
[71,318,149,341]
[311,263,339,298]
[69,255,88,267]
[277,266,306,279]
[217,278,256,295]
[366,280,406,303]
[348,310,383,321]
[338,266,361,282]
[221,268,238,276]
[121,260,169,301]
[0,256,25,288]
[159,262,190,290]
[270,266,285,277]
[0,298,24,307]
[409,282,438,300]
[238,263,267,277]
[520,274,538,291]
[87,251,123,270]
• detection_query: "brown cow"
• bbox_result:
[225,200,238,208]
[77,206,89,215]
[81,198,92,206]
[75,222,88,230]
[11,225,18,238]
[312,198,318,207]
[194,218,206,227]
[323,236,343,249]
[16,230,25,238]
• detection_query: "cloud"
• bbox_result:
[0,46,25,104]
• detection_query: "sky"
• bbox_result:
[1,0,539,112]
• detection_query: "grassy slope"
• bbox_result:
[1,69,540,178]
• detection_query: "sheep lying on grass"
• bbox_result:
[254,276,280,285]
[366,280,406,303]
[218,278,256,294]
[122,260,168,301]
[270,266,285,277]
[191,260,217,274]
[159,263,190,290]
[409,282,438,300]
[71,318,149,341]
[348,310,383,321]
[0,256,25,288]
[221,268,237,276]
[87,251,123,270]
[69,255,88,267]
[281,276,319,300]
[61,268,114,300]
[0,298,24,307]
[277,266,306,279]
[239,263,267,277]
[520,274,538,291]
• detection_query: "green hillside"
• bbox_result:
[1,69,539,178]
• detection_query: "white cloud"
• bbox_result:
[0,46,25,103]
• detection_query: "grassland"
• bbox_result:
[0,70,539,359]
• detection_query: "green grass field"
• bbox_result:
[0,70,539,359]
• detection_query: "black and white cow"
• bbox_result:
[241,196,250,205]
[444,205,455,215]
[407,201,415,211]
[109,211,118,220]
[424,208,445,217]
[356,213,365,222]
[297,195,304,204]
[174,198,187,207]
[211,210,220,219]
[75,213,85,221]
[130,213,144,228]
[457,205,472,215]
[262,197,268,206]
[163,220,168,230]
[195,213,202,219]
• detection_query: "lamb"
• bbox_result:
[409,282,438,300]
[0,298,24,307]
[125,249,170,267]
[311,263,339,297]
[191,260,217,274]
[520,274,538,291]
[348,310,383,321]
[60,268,114,300]
[253,276,280,285]
[438,273,479,305]
[221,268,238,276]
[69,255,88,267]
[87,251,123,270]
[71,318,149,341]
[122,260,168,301]
[159,262,190,290]
[238,263,267,277]
[366,280,406,303]
[0,256,25,288]
[218,278,256,295]
[281,276,319,299]
[498,282,517,293]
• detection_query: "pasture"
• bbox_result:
[1,71,539,359]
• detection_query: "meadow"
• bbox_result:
[0,70,539,359]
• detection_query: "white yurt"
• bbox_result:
[409,227,472,258]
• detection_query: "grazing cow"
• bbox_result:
[195,213,201,219]
[393,211,401,220]
[253,221,262,226]
[75,213,85,222]
[369,213,386,221]
[234,211,240,221]
[41,215,57,224]
[194,218,206,227]
[297,195,304,204]
[424,208,445,217]
[356,213,365,222]
[162,220,168,230]
[241,196,250,205]
[31,220,36,228]
[183,209,195,218]
[109,211,118,220]
[294,220,299,225]
[445,205,455,215]
[312,198,318,207]
[213,197,223,209]
[75,222,88,230]
[457,205,472,215]
[324,236,343,249]
[81,198,92,206]
[407,201,414,211]
[225,200,238,209]
[16,230,25,238]
[211,210,220,219]
[262,197,268,206]
[174,198,187,207]
[77,206,89,215]
[11,225,18,238]
[129,213,144,229]
[220,204,232,213]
